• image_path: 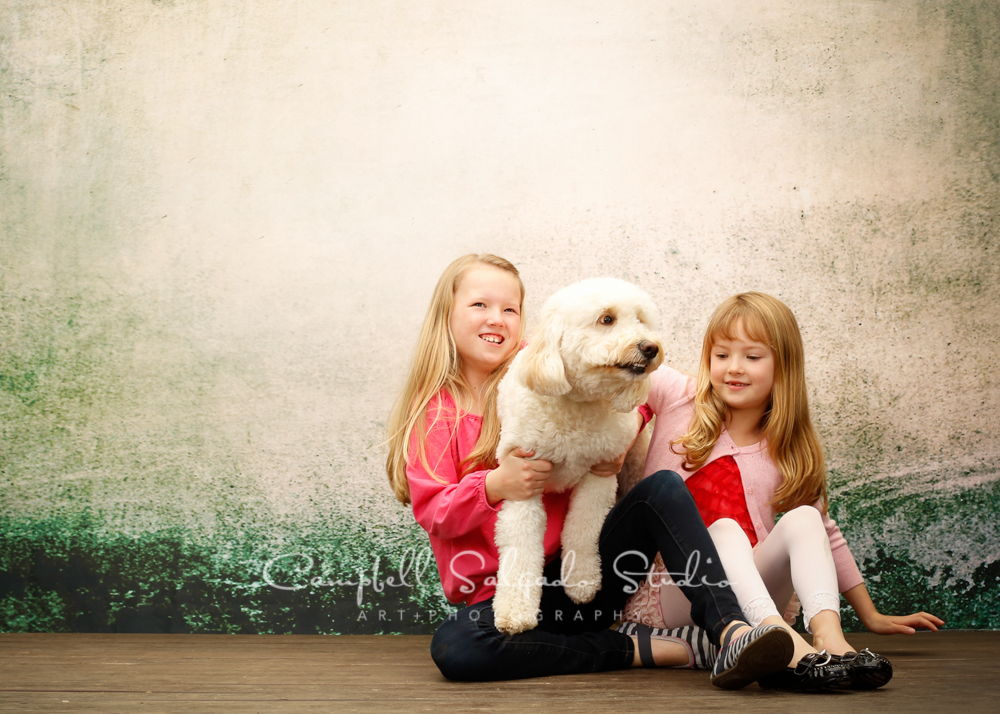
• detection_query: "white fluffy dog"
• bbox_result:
[492,278,663,635]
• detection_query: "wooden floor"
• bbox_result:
[0,631,996,713]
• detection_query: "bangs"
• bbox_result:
[708,306,773,349]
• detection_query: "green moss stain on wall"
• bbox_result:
[833,466,1000,631]
[3,472,999,634]
[1,511,450,634]
[0,586,69,633]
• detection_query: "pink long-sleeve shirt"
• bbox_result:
[642,366,864,593]
[406,389,572,606]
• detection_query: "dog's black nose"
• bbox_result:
[639,341,659,360]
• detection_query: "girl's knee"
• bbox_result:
[708,517,747,540]
[430,613,496,681]
[780,504,824,532]
[633,470,688,504]
[431,617,475,680]
[708,518,754,552]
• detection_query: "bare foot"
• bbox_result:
[629,636,692,667]
[809,610,853,656]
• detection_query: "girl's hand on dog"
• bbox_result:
[486,448,553,505]
[590,411,644,478]
[590,452,627,478]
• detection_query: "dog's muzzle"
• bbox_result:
[616,341,660,375]
[638,341,659,360]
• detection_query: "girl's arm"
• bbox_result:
[408,459,499,541]
[406,404,501,540]
[821,504,945,633]
[409,447,553,539]
[407,400,553,538]
[842,582,945,635]
[818,507,866,592]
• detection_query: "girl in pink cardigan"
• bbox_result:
[622,292,943,691]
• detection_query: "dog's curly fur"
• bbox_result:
[492,278,664,635]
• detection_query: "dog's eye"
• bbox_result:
[599,314,615,326]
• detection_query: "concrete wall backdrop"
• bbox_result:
[1,1,998,634]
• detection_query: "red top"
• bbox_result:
[684,454,758,547]
[406,389,572,606]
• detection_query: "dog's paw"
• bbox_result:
[563,559,602,604]
[493,584,541,635]
[494,608,539,635]
[564,578,600,605]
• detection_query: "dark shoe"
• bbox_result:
[711,624,794,690]
[837,648,893,689]
[758,651,853,692]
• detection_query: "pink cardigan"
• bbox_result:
[406,389,571,606]
[642,367,864,593]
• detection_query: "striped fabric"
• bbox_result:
[616,621,718,670]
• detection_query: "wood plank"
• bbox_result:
[1,632,995,713]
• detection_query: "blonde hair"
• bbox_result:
[673,292,828,513]
[385,254,525,504]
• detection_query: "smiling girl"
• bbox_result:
[621,292,943,691]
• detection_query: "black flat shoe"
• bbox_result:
[757,651,853,692]
[836,648,893,689]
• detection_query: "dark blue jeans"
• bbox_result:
[430,470,747,681]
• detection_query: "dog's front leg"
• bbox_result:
[562,473,618,605]
[493,495,547,635]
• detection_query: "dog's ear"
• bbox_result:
[520,313,571,396]
[610,377,651,413]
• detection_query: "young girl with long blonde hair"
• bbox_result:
[620,292,943,690]
[388,257,800,686]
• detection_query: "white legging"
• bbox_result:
[657,505,842,632]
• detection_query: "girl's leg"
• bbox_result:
[707,518,815,666]
[752,506,852,655]
[654,581,697,629]
[756,511,895,688]
[596,471,794,687]
[595,471,749,645]
[430,557,634,682]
